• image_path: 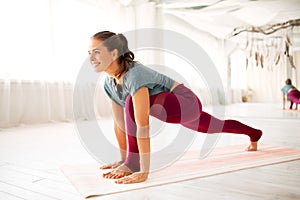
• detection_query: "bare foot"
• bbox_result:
[103,164,133,179]
[100,161,123,170]
[115,172,149,184]
[245,141,258,151]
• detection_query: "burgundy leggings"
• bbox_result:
[124,84,262,171]
[288,90,300,109]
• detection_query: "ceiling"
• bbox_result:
[157,0,300,37]
[116,0,300,42]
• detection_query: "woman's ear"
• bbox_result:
[112,49,119,60]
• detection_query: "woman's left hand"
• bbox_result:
[115,172,149,184]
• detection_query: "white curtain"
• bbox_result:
[245,57,289,103]
[294,51,300,87]
[229,49,247,103]
[229,51,287,103]
[0,79,114,128]
[0,80,73,128]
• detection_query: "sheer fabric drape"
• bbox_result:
[0,80,73,127]
[0,79,111,128]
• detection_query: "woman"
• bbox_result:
[281,78,300,110]
[88,31,263,184]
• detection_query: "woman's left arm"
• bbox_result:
[132,87,151,173]
[116,87,151,184]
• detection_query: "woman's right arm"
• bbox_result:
[100,100,127,169]
[111,100,127,161]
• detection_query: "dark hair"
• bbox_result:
[285,78,292,85]
[92,31,135,79]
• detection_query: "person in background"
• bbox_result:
[281,78,300,110]
[88,31,263,184]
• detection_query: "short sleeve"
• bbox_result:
[104,79,113,99]
[124,66,156,96]
[122,63,175,98]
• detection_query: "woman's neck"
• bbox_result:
[105,62,122,83]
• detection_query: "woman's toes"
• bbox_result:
[245,142,258,151]
[102,166,133,179]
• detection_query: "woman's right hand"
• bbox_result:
[100,160,124,170]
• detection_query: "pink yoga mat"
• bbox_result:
[60,144,300,198]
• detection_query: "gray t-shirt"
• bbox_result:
[104,62,175,107]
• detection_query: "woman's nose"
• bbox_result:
[89,54,95,63]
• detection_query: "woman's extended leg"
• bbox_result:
[150,84,262,144]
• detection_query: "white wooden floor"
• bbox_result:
[1,103,300,200]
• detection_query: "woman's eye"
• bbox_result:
[88,49,101,55]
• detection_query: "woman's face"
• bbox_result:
[88,38,117,73]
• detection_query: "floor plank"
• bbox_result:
[0,191,26,200]
[0,171,82,200]
[1,163,67,183]
[0,182,57,200]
